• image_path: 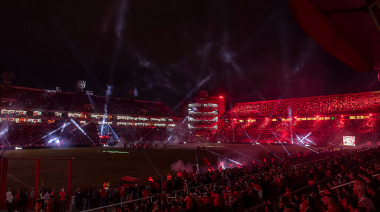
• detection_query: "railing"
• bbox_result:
[78,153,368,212]
[326,173,379,191]
[80,195,155,212]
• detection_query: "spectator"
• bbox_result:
[75,188,82,211]
[59,187,67,212]
[82,189,88,210]
[323,194,344,212]
[342,196,359,212]
[6,190,14,212]
[354,182,375,210]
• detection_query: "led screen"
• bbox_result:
[343,136,355,146]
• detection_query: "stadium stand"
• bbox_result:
[0,86,179,147]
[6,145,380,212]
[218,91,380,146]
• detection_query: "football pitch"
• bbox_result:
[2,143,319,193]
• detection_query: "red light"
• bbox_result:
[341,115,343,117]
[317,116,319,117]
[219,96,223,99]
[370,114,372,116]
[295,117,297,118]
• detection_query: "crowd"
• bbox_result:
[4,147,377,212]
[226,92,380,119]
[1,88,175,117]
[218,118,380,145]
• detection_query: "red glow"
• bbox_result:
[341,115,343,117]
[370,114,372,116]
[317,116,319,117]
[219,96,224,99]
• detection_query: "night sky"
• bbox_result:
[0,0,379,113]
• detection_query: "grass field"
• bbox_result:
[2,143,320,193]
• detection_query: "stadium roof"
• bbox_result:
[288,0,380,72]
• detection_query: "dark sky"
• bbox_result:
[0,0,379,113]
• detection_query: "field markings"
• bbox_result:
[7,174,34,189]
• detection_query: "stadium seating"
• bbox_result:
[218,91,380,145]
[1,87,175,117]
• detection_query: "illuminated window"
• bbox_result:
[69,113,83,118]
[33,111,42,116]
[349,116,357,119]
[357,116,364,119]
[325,117,331,120]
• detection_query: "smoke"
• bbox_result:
[171,160,194,172]
[136,54,151,68]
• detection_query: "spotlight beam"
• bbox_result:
[271,131,291,156]
[141,149,163,180]
[70,119,95,144]
[205,149,242,165]
[327,142,341,147]
[29,124,67,146]
[224,147,262,163]
[278,134,318,153]
[237,123,281,160]
[4,136,11,147]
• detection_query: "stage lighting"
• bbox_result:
[184,142,186,144]
[219,96,223,99]
[56,140,60,144]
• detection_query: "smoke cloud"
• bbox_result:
[170,160,194,172]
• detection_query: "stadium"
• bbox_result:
[1,74,380,212]
[2,1,380,212]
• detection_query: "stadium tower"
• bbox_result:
[188,90,225,142]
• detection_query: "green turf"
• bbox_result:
[2,143,318,193]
